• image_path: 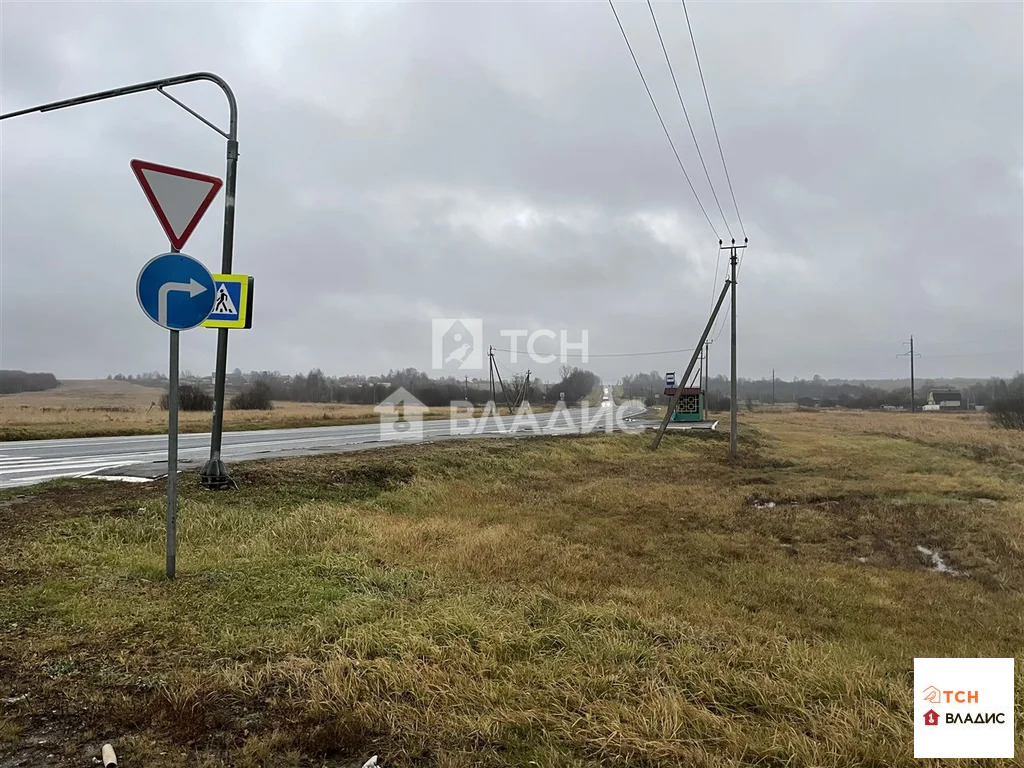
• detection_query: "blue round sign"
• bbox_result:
[136,253,216,330]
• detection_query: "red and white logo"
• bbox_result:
[914,658,1014,759]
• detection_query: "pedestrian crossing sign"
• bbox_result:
[202,274,253,329]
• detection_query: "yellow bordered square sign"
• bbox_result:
[202,273,253,329]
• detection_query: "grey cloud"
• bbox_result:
[1,0,1021,383]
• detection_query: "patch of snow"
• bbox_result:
[916,544,960,576]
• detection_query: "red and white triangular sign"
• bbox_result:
[130,159,223,250]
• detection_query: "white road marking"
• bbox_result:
[87,475,155,484]
[0,456,142,472]
[0,408,647,489]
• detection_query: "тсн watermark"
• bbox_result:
[374,397,642,443]
[432,318,588,372]
[431,319,483,371]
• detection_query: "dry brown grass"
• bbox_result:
[1,411,1022,766]
[0,380,530,440]
[743,409,1024,480]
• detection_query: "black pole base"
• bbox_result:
[200,458,234,490]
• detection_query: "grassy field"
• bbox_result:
[1,411,1022,766]
[0,380,537,441]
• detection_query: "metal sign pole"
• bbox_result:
[167,329,180,580]
[202,135,239,490]
[0,71,239,492]
[165,240,184,581]
[136,248,216,580]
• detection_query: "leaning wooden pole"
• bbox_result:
[651,278,732,450]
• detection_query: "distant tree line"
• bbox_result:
[0,370,60,395]
[112,363,1024,429]
[619,369,1023,412]
[108,371,167,388]
[988,374,1024,430]
[709,373,1021,410]
[218,365,604,410]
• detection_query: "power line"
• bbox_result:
[710,248,723,311]
[710,307,729,344]
[921,351,1020,360]
[882,349,1019,360]
[646,0,732,314]
[681,0,745,239]
[647,0,731,240]
[492,356,526,378]
[491,346,696,359]
[608,0,720,240]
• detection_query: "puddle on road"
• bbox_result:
[916,544,960,576]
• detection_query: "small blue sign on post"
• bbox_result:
[202,274,253,329]
[136,253,216,330]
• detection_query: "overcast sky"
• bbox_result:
[1,0,1021,385]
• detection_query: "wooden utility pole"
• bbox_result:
[704,340,712,419]
[724,238,747,458]
[899,336,920,412]
[772,368,775,405]
[490,350,514,413]
[699,344,706,419]
[910,337,916,413]
[651,277,732,450]
[489,346,496,404]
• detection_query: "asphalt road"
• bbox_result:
[0,404,647,489]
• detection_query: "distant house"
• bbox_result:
[797,397,820,408]
[927,389,963,411]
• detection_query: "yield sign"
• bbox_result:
[130,159,223,250]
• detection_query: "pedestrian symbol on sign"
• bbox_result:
[201,274,254,329]
[213,285,236,315]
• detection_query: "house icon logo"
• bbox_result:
[373,387,427,442]
[923,709,940,727]
[922,686,941,704]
